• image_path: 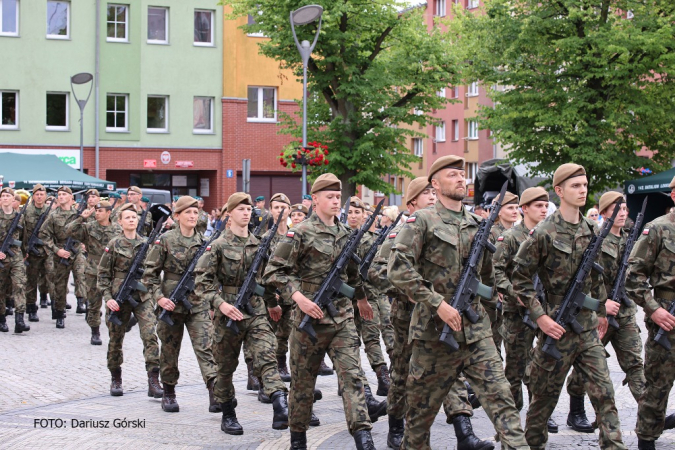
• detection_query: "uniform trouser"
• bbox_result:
[402,337,529,450]
[501,311,536,411]
[485,305,503,356]
[84,273,104,328]
[105,299,160,372]
[288,319,372,434]
[213,313,287,403]
[353,299,387,370]
[271,303,294,360]
[73,252,87,298]
[526,328,625,450]
[25,254,53,305]
[156,309,217,386]
[636,322,675,441]
[378,295,395,358]
[0,255,27,314]
[567,313,646,403]
[52,256,74,313]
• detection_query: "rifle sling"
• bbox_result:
[547,293,599,311]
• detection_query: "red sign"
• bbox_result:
[175,161,194,168]
[144,159,157,168]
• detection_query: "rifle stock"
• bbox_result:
[359,210,405,280]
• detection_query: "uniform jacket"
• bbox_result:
[65,216,121,275]
[21,202,51,258]
[0,209,23,265]
[39,206,80,262]
[97,234,147,303]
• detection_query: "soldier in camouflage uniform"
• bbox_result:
[625,176,675,450]
[98,203,163,398]
[0,187,30,334]
[512,163,625,450]
[290,203,308,226]
[196,197,209,235]
[566,192,646,431]
[387,157,527,450]
[112,187,152,236]
[65,200,121,345]
[142,196,219,414]
[263,173,382,450]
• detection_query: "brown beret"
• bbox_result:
[290,204,309,215]
[226,192,252,213]
[174,196,199,214]
[499,191,519,206]
[519,187,549,206]
[57,186,73,195]
[553,163,586,187]
[311,173,342,194]
[670,175,675,189]
[0,187,15,196]
[349,196,365,210]
[428,155,465,183]
[407,177,433,205]
[118,203,138,215]
[127,186,142,195]
[86,188,100,197]
[599,191,624,215]
[32,184,46,194]
[95,200,112,210]
[270,192,291,206]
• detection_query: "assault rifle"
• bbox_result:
[654,300,675,350]
[136,206,149,237]
[158,216,228,326]
[59,198,89,266]
[359,210,405,280]
[439,182,508,352]
[25,198,55,262]
[299,200,384,343]
[0,199,29,269]
[226,210,285,334]
[523,275,544,331]
[109,205,171,326]
[541,201,621,360]
[607,197,647,330]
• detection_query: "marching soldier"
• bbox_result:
[388,156,529,450]
[512,164,625,449]
[98,203,163,398]
[301,194,313,217]
[114,187,152,236]
[290,204,308,226]
[196,196,209,234]
[84,189,101,221]
[255,196,271,228]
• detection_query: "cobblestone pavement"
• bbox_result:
[1,283,674,449]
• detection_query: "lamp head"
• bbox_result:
[71,73,93,84]
[291,5,323,25]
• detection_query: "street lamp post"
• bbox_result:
[290,5,323,196]
[70,73,94,173]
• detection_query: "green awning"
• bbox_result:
[624,167,675,195]
[624,167,675,225]
[0,152,116,192]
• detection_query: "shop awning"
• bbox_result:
[624,167,675,225]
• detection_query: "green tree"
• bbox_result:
[224,0,462,198]
[451,0,675,199]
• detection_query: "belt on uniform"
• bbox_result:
[163,272,182,281]
[221,286,239,295]
[302,281,321,293]
[654,289,675,301]
[114,271,127,280]
[546,292,599,311]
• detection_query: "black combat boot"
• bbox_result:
[309,408,320,427]
[271,391,289,430]
[387,415,404,449]
[453,414,495,450]
[207,378,221,412]
[220,400,243,435]
[27,304,39,322]
[664,412,675,430]
[40,292,49,308]
[65,301,72,310]
[14,312,30,333]
[0,314,8,332]
[246,361,260,391]
[258,387,272,404]
[353,429,376,450]
[290,431,307,449]
[548,416,559,433]
[90,326,102,345]
[161,384,179,412]
[76,297,87,314]
[567,395,594,432]
[376,364,391,396]
[278,355,291,382]
[638,439,656,450]
[125,313,137,333]
[318,359,334,375]
[6,298,14,316]
[313,388,322,402]
[110,368,123,396]
[465,380,481,409]
[364,384,387,423]
[55,310,65,329]
[147,368,163,398]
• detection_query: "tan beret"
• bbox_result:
[85,188,100,197]
[407,177,433,204]
[32,184,46,193]
[127,186,142,195]
[599,191,625,215]
[95,200,112,210]
[174,196,199,214]
[669,175,675,189]
[311,173,342,194]
[349,196,365,210]
[501,191,519,206]
[519,187,549,206]
[118,203,138,215]
[290,203,309,215]
[270,192,291,206]
[428,155,465,183]
[552,163,586,187]
[226,192,252,213]
[57,186,73,195]
[0,187,15,196]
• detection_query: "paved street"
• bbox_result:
[1,284,674,449]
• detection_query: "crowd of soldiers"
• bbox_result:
[2,155,675,450]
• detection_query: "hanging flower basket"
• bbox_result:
[279,141,330,171]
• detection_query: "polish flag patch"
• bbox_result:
[155,239,161,244]
[407,217,417,223]
[497,236,504,241]
[206,245,212,252]
[643,228,650,235]
[388,233,398,239]
[286,231,295,238]
[104,247,109,253]
[529,229,535,235]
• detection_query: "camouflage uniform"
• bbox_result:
[512,209,625,450]
[22,202,54,308]
[141,228,217,387]
[196,209,209,235]
[625,211,675,442]
[111,205,152,236]
[98,234,160,371]
[73,252,87,299]
[65,216,121,327]
[0,210,27,315]
[567,229,645,403]
[388,202,528,450]
[485,222,505,354]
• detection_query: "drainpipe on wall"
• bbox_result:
[95,0,100,178]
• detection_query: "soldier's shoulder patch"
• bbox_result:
[407,216,417,223]
[497,236,504,241]
[643,228,650,235]
[154,239,161,244]
[529,229,535,235]
[388,232,398,239]
[206,245,212,252]
[104,247,109,253]
[286,231,295,238]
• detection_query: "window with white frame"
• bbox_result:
[468,0,480,9]
[437,88,445,98]
[46,92,68,130]
[450,86,459,98]
[413,138,423,157]
[414,107,423,116]
[107,4,128,42]
[148,6,168,43]
[435,0,446,17]
[247,9,265,37]
[467,120,478,139]
[436,122,446,142]
[47,1,69,39]
[147,95,168,132]
[247,86,276,122]
[452,119,459,141]
[0,91,18,129]
[106,93,128,132]
[194,9,214,46]
[467,82,479,96]
[465,162,478,182]
[193,96,213,133]
[0,0,19,36]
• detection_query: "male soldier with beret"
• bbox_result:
[84,189,101,222]
[255,196,270,231]
[196,196,209,234]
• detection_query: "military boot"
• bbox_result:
[387,415,404,449]
[353,429,376,450]
[376,364,391,396]
[318,359,334,376]
[14,313,30,333]
[110,368,123,396]
[27,304,39,322]
[567,395,594,433]
[0,314,8,332]
[219,400,243,435]
[313,388,322,402]
[309,409,320,427]
[291,431,307,449]
[246,361,260,391]
[548,416,559,433]
[664,412,675,430]
[147,368,163,398]
[40,292,49,308]
[161,384,179,412]
[364,384,387,423]
[465,380,481,409]
[90,326,102,345]
[55,310,65,329]
[208,378,221,413]
[271,391,289,430]
[638,439,656,450]
[6,298,14,316]
[278,355,291,382]
[76,297,87,314]
[258,387,272,404]
[452,414,495,450]
[125,313,137,333]
[65,302,72,310]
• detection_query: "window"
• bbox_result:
[467,0,480,9]
[106,94,128,132]
[247,86,276,122]
[413,138,423,157]
[437,88,445,98]
[47,1,69,39]
[0,91,18,129]
[247,9,265,37]
[193,97,213,133]
[435,0,446,17]
[465,162,478,183]
[148,6,168,43]
[449,86,458,98]
[194,9,213,46]
[452,119,459,141]
[147,95,168,132]
[467,82,479,97]
[0,0,19,36]
[46,92,68,130]
[414,107,424,116]
[106,4,128,42]
[436,122,446,142]
[467,120,478,139]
